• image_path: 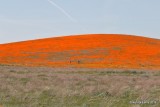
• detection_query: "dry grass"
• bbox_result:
[0,66,159,107]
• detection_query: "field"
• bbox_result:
[0,34,160,107]
[0,34,160,69]
[0,65,159,107]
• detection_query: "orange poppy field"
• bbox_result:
[0,34,160,107]
[0,34,159,70]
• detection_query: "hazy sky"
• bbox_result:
[0,0,160,43]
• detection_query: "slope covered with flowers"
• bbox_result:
[0,34,160,69]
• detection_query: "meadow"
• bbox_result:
[0,65,159,107]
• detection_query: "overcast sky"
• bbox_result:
[0,0,160,43]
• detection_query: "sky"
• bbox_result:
[0,0,160,43]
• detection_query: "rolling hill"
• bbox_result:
[0,34,160,69]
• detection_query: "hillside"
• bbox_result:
[0,34,160,69]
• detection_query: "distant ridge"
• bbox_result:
[0,34,160,70]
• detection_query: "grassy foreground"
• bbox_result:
[0,66,159,107]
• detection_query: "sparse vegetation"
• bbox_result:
[0,66,159,107]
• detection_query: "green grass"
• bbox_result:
[0,90,159,107]
[54,70,147,76]
[20,78,30,85]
